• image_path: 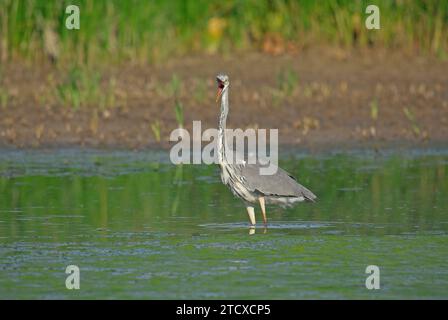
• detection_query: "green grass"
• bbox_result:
[0,0,447,65]
[277,68,299,96]
[0,88,9,109]
[55,66,101,109]
[193,78,207,103]
[270,67,299,106]
[0,67,9,108]
[157,74,183,98]
[99,77,117,110]
[370,99,379,121]
[151,120,161,143]
[403,106,422,137]
[174,99,184,128]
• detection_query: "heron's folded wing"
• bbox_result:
[240,164,317,201]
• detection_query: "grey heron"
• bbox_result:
[215,73,317,226]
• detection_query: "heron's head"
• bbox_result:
[216,73,229,102]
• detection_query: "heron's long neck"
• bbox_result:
[218,87,229,163]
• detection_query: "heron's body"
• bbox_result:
[215,73,316,226]
[220,162,315,205]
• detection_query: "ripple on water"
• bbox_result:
[199,221,332,230]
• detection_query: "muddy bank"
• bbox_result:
[1,48,447,150]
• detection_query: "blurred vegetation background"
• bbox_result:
[0,0,447,65]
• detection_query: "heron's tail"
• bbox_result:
[300,185,317,203]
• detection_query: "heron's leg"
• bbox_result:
[259,197,267,225]
[246,206,256,226]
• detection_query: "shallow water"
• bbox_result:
[0,148,447,299]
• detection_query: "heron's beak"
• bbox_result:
[216,81,225,102]
[216,87,223,102]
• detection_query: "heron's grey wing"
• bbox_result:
[240,164,317,201]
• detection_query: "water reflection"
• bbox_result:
[248,226,268,235]
[0,150,447,236]
[171,164,184,215]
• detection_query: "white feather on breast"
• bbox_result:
[220,163,257,203]
[232,180,257,203]
[220,164,230,184]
